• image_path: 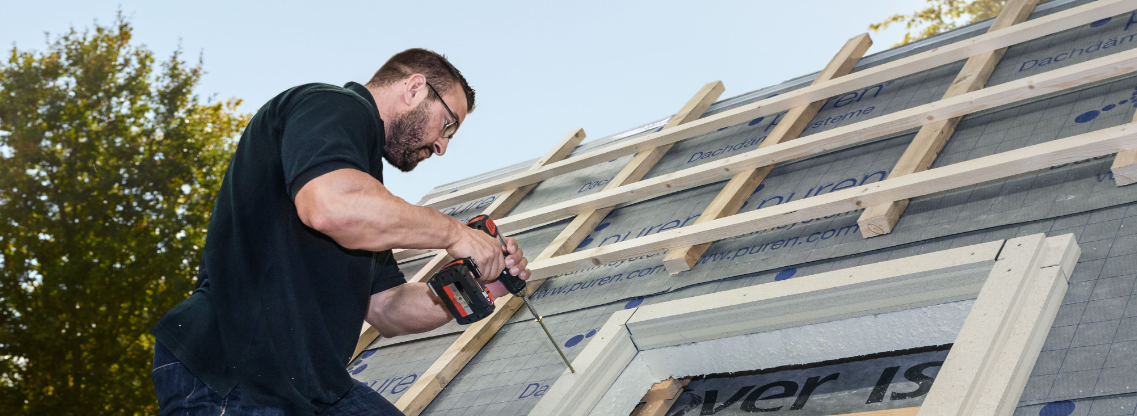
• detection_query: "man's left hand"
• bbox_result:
[486,236,530,298]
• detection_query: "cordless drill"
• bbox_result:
[426,215,575,372]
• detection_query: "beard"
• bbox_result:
[383,100,434,172]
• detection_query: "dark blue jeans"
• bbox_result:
[152,342,403,416]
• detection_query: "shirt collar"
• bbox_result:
[343,82,386,155]
[344,82,380,118]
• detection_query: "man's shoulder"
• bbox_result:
[279,83,370,109]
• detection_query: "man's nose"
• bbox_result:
[434,138,449,156]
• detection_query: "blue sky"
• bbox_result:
[2,0,925,204]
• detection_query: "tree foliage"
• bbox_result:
[870,0,1011,46]
[0,14,246,415]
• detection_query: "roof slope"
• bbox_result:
[347,1,1137,414]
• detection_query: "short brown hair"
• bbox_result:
[367,48,475,112]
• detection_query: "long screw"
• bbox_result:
[520,296,575,373]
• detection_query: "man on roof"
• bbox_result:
[149,48,530,415]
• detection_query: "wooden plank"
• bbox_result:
[420,0,1136,210]
[627,241,1004,349]
[640,377,684,402]
[490,48,1137,235]
[528,309,640,416]
[1113,149,1137,185]
[663,33,872,273]
[393,248,433,262]
[536,81,725,261]
[349,128,585,363]
[523,120,1137,280]
[1113,112,1137,185]
[393,295,523,415]
[630,377,690,416]
[914,234,1046,416]
[857,0,1040,238]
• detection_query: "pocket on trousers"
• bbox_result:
[151,362,191,412]
[151,346,199,412]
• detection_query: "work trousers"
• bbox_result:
[152,341,403,416]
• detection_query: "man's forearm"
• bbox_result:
[366,282,453,337]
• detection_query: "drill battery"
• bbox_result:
[426,257,495,325]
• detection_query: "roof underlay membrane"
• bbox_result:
[347,1,1137,414]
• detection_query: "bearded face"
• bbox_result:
[383,99,435,172]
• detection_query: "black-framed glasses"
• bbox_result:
[425,81,460,139]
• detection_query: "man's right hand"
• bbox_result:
[446,222,507,284]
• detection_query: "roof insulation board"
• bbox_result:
[347,1,1137,414]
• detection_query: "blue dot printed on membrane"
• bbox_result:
[586,329,597,338]
[625,297,644,309]
[774,267,797,281]
[360,349,377,359]
[349,363,368,375]
[717,127,729,131]
[577,236,593,249]
[1039,400,1075,416]
[594,222,610,232]
[1074,96,1130,124]
[564,334,584,348]
[1075,110,1100,124]
[1091,17,1112,27]
[748,117,765,126]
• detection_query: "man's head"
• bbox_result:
[366,48,475,172]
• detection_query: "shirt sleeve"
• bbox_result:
[280,92,377,200]
[371,251,406,295]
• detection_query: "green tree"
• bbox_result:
[0,15,246,414]
[870,0,1011,46]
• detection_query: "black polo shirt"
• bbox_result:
[152,82,406,414]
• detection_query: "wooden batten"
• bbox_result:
[630,377,690,416]
[856,0,1040,238]
[663,33,872,274]
[1114,149,1137,185]
[1112,112,1137,185]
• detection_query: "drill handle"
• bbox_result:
[467,215,527,296]
[497,270,527,296]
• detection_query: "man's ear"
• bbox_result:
[403,74,428,107]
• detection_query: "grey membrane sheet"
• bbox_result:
[354,203,1137,414]
[664,348,951,416]
[361,2,1137,413]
